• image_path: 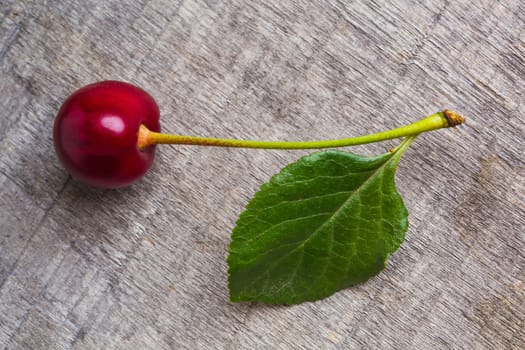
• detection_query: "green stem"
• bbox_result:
[392,135,418,159]
[137,110,464,150]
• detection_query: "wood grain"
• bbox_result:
[1,0,524,349]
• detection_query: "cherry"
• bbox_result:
[53,81,160,188]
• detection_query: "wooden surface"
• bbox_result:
[1,1,524,349]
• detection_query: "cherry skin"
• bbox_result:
[53,81,160,188]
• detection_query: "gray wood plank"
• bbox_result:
[1,0,523,349]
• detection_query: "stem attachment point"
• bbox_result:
[137,124,152,150]
[443,110,466,127]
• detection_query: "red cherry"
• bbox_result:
[53,81,161,188]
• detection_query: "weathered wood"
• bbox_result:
[1,0,523,349]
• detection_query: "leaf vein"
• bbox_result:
[236,212,333,245]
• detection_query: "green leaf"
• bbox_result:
[228,137,416,304]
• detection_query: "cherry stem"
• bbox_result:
[137,110,464,150]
